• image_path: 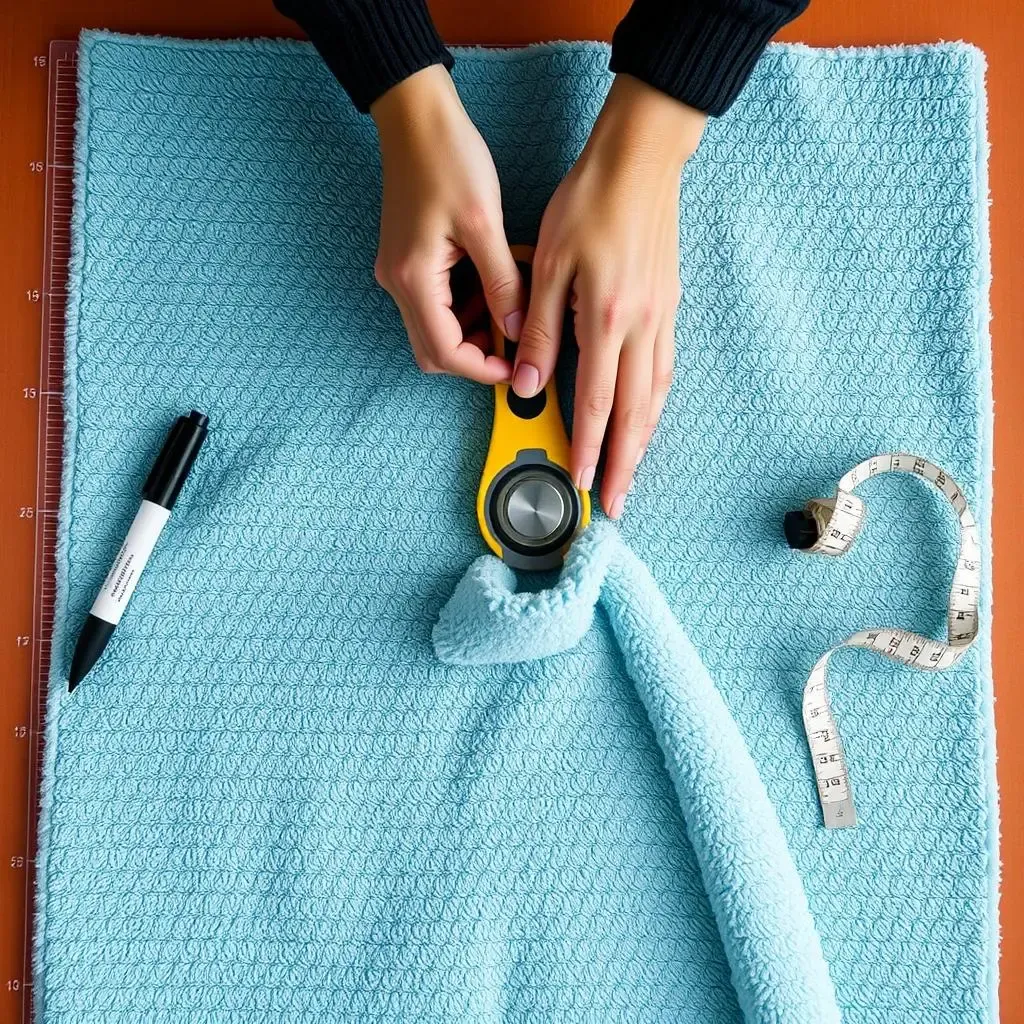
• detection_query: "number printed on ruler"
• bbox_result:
[793,453,981,829]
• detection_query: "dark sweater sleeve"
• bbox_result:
[274,0,807,118]
[273,0,453,113]
[610,0,809,115]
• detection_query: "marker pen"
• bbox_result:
[68,410,209,691]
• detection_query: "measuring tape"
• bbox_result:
[784,453,981,828]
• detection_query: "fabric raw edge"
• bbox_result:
[964,42,1000,1024]
[39,30,988,65]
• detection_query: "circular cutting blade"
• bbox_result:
[485,456,581,570]
[505,477,565,541]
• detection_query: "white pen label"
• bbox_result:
[90,500,171,625]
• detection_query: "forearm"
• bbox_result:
[273,0,452,113]
[583,74,707,181]
[611,0,810,115]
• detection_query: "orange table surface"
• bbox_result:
[1,2,1022,1021]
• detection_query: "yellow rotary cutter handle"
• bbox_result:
[477,245,591,570]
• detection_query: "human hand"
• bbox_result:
[371,65,524,383]
[513,75,706,518]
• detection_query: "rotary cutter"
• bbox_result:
[476,245,591,570]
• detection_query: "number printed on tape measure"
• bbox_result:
[793,453,980,829]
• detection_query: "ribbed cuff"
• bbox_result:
[275,0,454,113]
[610,0,809,116]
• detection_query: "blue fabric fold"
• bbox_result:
[435,523,841,1022]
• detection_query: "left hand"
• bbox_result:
[513,75,706,519]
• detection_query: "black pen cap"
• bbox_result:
[142,410,209,510]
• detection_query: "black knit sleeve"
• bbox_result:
[610,0,810,116]
[273,0,453,113]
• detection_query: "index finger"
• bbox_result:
[571,315,623,493]
[405,272,512,385]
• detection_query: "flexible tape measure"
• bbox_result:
[477,246,591,570]
[784,453,981,828]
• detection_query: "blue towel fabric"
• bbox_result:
[38,31,995,1023]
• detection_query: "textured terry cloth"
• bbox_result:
[37,31,994,1024]
[434,522,840,1022]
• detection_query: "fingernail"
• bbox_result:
[512,362,540,398]
[609,493,626,520]
[503,310,524,341]
[579,465,596,491]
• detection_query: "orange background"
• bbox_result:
[1,1,1021,1020]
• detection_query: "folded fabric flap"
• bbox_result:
[432,523,616,664]
[602,542,841,1024]
[434,525,841,1022]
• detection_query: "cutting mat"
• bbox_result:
[12,40,75,1024]
[0,4,1022,1022]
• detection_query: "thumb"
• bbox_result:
[461,218,527,344]
[513,251,569,398]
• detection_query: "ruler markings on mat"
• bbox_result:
[21,39,77,1024]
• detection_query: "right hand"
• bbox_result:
[371,65,525,384]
